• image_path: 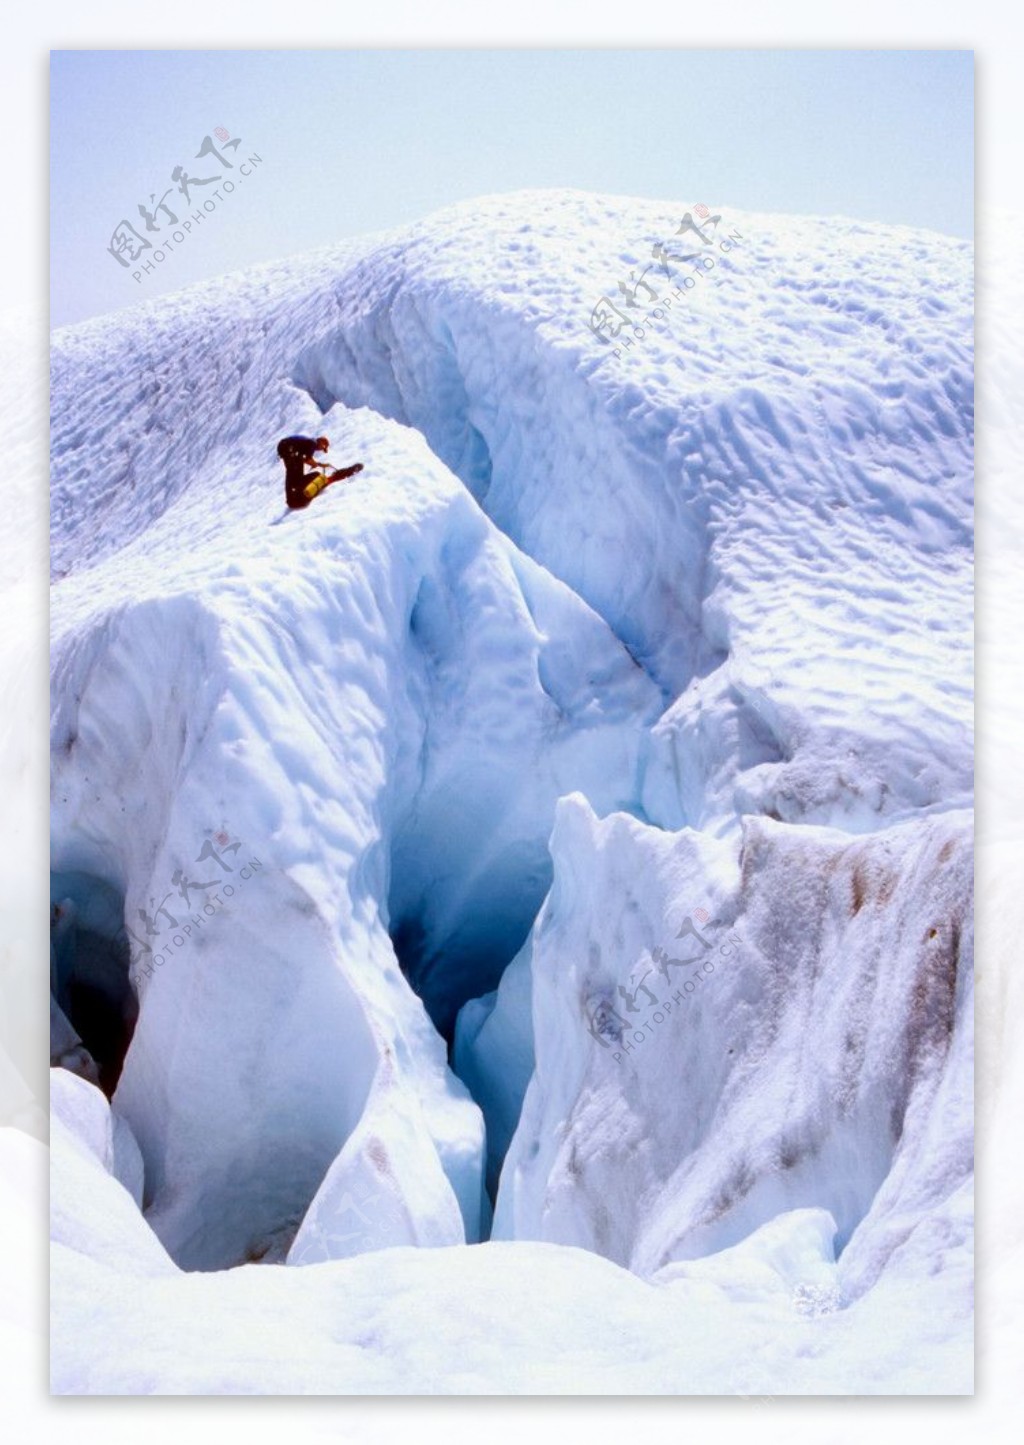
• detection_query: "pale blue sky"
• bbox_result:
[50,49,973,329]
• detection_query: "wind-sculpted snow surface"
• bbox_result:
[48,189,972,1392]
[293,191,973,831]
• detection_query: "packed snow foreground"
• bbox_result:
[49,190,973,1394]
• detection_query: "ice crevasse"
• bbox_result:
[47,190,973,1392]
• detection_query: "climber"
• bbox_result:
[277,434,363,509]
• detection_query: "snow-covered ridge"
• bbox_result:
[53,192,973,834]
[49,189,973,1392]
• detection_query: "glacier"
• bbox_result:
[47,189,973,1392]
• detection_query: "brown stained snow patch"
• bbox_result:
[367,1137,392,1177]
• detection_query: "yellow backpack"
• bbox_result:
[302,471,330,502]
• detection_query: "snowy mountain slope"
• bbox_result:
[52,194,973,838]
[49,236,382,582]
[290,191,973,831]
[49,188,972,1391]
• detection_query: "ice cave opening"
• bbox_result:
[50,871,138,1098]
[388,884,539,1049]
[386,840,551,1209]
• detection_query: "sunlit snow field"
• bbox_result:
[14,190,985,1392]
